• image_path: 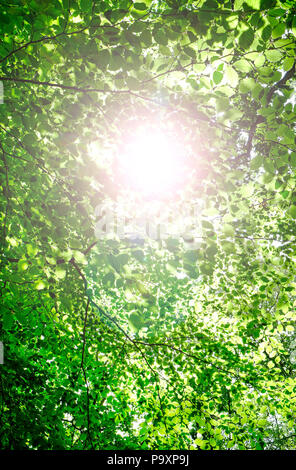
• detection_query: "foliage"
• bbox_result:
[1,0,296,450]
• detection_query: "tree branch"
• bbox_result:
[245,61,296,158]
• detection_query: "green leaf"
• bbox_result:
[261,25,272,42]
[26,244,38,257]
[97,49,110,68]
[133,2,147,10]
[260,0,276,9]
[183,46,196,59]
[290,153,296,168]
[241,183,254,197]
[265,49,283,63]
[245,0,260,9]
[213,70,223,85]
[283,57,294,71]
[140,30,152,46]
[73,251,87,265]
[18,259,29,271]
[183,250,198,264]
[224,66,239,88]
[102,271,115,287]
[233,59,252,73]
[222,224,235,237]
[55,266,67,279]
[239,29,254,49]
[288,205,296,218]
[268,8,285,17]
[126,75,140,90]
[272,23,285,39]
[292,16,296,36]
[254,53,265,67]
[35,280,47,290]
[153,29,168,46]
[239,77,256,93]
[128,312,144,331]
[250,155,263,170]
[80,0,92,12]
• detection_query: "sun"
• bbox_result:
[118,127,184,197]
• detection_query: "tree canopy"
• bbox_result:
[1,0,296,450]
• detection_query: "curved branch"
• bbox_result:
[245,61,296,158]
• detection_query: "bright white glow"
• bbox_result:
[119,129,182,196]
[88,141,113,168]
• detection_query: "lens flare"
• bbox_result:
[118,128,183,196]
